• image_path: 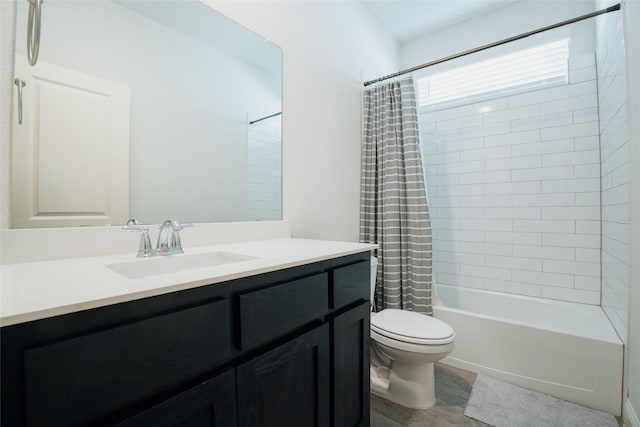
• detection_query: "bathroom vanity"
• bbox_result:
[0,239,374,426]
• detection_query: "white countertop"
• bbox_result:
[0,238,376,327]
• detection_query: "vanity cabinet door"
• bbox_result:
[236,324,330,427]
[331,301,371,427]
[114,369,236,427]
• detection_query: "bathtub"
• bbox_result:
[432,283,623,416]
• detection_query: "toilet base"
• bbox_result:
[370,360,436,409]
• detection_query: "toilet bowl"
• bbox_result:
[369,257,455,409]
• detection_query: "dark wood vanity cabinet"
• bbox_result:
[0,252,371,427]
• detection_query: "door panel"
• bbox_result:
[237,325,330,427]
[11,56,130,227]
[332,301,371,427]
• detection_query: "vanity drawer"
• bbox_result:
[23,298,231,426]
[330,261,370,310]
[238,273,329,349]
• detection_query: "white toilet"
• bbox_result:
[369,257,455,409]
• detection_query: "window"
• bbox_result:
[417,39,569,109]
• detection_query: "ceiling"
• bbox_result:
[360,0,517,44]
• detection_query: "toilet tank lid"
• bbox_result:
[372,309,454,341]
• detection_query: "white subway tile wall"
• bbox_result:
[420,54,601,305]
[247,119,282,221]
[597,10,629,343]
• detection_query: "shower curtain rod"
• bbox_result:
[249,111,282,125]
[363,3,621,87]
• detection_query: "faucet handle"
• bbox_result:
[170,222,193,253]
[122,224,155,257]
[136,229,155,258]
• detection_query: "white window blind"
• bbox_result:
[417,39,569,108]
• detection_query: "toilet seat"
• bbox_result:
[371,309,455,345]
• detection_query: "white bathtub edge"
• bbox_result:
[440,345,622,417]
[435,284,621,344]
[441,355,623,416]
[625,398,640,427]
[434,299,623,416]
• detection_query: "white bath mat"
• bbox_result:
[464,374,618,427]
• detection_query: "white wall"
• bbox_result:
[207,1,398,242]
[622,0,640,423]
[420,55,602,304]
[596,0,629,344]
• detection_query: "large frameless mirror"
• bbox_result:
[10,0,282,228]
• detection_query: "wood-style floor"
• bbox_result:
[370,363,490,427]
[371,363,624,427]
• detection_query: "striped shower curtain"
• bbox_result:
[360,76,433,315]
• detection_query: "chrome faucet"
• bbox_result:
[157,220,193,256]
[123,219,193,258]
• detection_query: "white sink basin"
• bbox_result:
[107,251,258,279]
